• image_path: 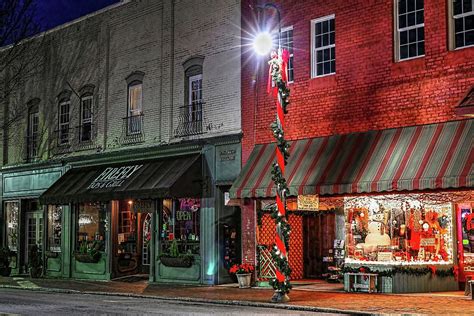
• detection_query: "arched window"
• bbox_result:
[79,84,95,142]
[57,90,71,145]
[26,98,40,159]
[125,71,144,135]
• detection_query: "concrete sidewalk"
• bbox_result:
[0,276,472,315]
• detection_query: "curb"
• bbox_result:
[0,285,376,315]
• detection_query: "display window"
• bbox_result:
[160,198,200,255]
[76,202,107,252]
[458,202,474,277]
[47,205,62,252]
[345,194,453,265]
[5,201,19,252]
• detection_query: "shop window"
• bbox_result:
[345,194,453,264]
[76,203,107,252]
[395,0,425,61]
[311,15,335,77]
[47,206,62,252]
[5,201,19,252]
[160,198,200,256]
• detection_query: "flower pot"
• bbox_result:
[236,273,252,288]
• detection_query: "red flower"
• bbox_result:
[229,263,255,274]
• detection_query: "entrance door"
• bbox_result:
[303,213,335,278]
[141,213,152,269]
[25,212,43,265]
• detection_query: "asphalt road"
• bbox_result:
[0,289,345,315]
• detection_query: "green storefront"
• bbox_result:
[2,139,241,284]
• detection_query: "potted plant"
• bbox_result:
[74,240,102,263]
[28,245,43,278]
[229,263,254,288]
[159,239,194,268]
[0,247,12,277]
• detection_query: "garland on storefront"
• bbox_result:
[268,49,292,298]
[342,266,456,278]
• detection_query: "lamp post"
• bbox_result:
[253,3,292,303]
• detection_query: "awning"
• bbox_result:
[230,120,473,198]
[40,155,202,204]
[455,86,474,117]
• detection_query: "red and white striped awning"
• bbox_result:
[230,120,473,198]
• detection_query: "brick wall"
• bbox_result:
[241,0,474,164]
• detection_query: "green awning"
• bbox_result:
[40,155,202,204]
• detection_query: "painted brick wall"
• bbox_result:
[241,0,474,164]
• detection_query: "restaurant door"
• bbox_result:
[23,200,43,270]
[303,212,335,278]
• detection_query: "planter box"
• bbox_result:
[74,253,101,264]
[160,256,193,268]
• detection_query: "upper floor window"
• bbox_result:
[27,102,39,159]
[311,15,335,78]
[58,99,70,145]
[452,0,474,48]
[125,71,145,136]
[396,0,425,61]
[80,94,93,142]
[281,26,294,83]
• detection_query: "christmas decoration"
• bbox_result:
[342,265,456,278]
[267,48,292,301]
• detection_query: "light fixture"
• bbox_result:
[253,32,274,56]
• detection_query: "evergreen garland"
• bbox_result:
[342,266,455,278]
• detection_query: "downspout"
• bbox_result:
[103,25,111,150]
[168,0,175,141]
[158,2,165,143]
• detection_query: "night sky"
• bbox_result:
[34,0,120,32]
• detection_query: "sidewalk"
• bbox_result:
[0,276,472,315]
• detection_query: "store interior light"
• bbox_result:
[253,32,273,56]
[128,200,133,205]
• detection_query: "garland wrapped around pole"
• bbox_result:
[268,48,292,303]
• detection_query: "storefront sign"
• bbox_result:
[88,165,143,189]
[220,149,236,161]
[132,200,154,213]
[297,195,319,211]
[176,210,192,221]
[377,252,393,261]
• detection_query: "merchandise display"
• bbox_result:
[345,195,453,265]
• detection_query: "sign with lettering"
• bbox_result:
[220,149,236,161]
[176,210,192,221]
[88,165,143,189]
[132,200,154,213]
[297,195,319,211]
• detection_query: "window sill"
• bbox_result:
[396,54,425,63]
[391,56,425,76]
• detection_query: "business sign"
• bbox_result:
[88,165,143,189]
[132,199,154,213]
[297,195,319,211]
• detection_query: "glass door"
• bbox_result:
[25,212,43,264]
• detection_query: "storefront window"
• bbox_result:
[160,198,200,255]
[76,203,107,252]
[5,201,19,252]
[47,206,62,252]
[459,203,474,274]
[345,194,453,264]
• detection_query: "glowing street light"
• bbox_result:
[253,32,273,56]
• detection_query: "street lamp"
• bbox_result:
[253,3,292,303]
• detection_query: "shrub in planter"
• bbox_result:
[28,245,43,278]
[74,240,102,263]
[0,247,12,277]
[159,239,194,268]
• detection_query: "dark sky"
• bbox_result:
[34,0,120,32]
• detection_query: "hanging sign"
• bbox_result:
[297,195,319,211]
[132,200,154,213]
[88,165,143,189]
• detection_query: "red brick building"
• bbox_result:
[232,0,473,292]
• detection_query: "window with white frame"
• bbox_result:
[396,0,425,60]
[80,95,93,142]
[58,100,70,145]
[311,15,335,78]
[188,74,203,123]
[281,26,294,82]
[453,0,474,48]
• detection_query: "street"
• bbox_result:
[0,289,345,316]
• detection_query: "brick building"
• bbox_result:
[231,0,473,293]
[0,0,242,285]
